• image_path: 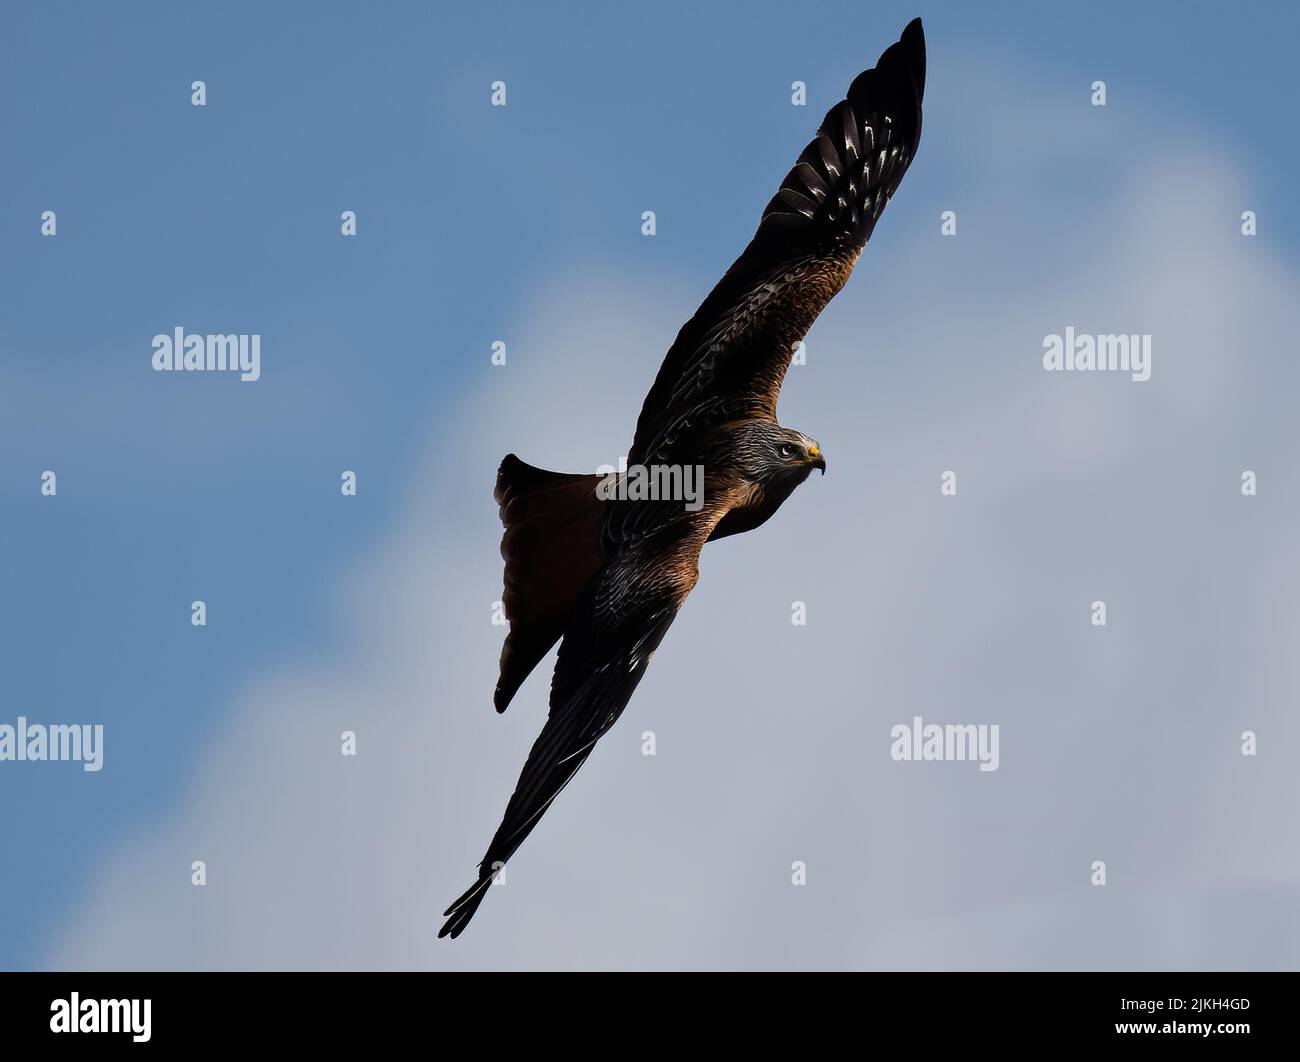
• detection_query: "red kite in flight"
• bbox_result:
[443,17,926,938]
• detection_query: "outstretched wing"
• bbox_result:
[629,18,926,466]
[440,519,714,938]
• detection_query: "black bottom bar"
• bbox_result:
[0,971,1288,1048]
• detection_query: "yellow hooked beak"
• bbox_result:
[807,445,826,474]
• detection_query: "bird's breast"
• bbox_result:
[705,478,790,542]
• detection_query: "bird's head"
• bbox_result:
[734,423,826,483]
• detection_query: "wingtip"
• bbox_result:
[438,900,469,940]
[901,18,926,95]
[893,17,926,80]
[842,16,926,133]
[849,17,927,104]
[437,916,466,940]
[439,875,495,938]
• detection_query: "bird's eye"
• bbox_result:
[778,443,795,459]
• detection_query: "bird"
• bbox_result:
[441,18,926,938]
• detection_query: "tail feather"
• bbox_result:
[492,454,605,712]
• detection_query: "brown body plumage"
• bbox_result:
[442,18,926,938]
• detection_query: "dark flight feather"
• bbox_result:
[629,17,925,468]
[441,525,709,939]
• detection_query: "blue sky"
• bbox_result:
[3,1,1299,969]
